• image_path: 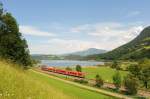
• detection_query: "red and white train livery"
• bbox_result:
[41,66,85,78]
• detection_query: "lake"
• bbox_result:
[41,60,104,67]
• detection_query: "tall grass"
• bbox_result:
[0,60,71,99]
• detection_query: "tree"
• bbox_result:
[95,74,103,87]
[111,61,120,70]
[0,4,32,68]
[113,71,121,91]
[128,58,150,89]
[124,75,138,95]
[138,58,150,89]
[128,64,141,78]
[76,65,82,72]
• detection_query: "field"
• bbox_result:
[83,67,128,83]
[0,60,114,99]
[70,66,128,83]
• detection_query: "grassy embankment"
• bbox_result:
[0,60,114,99]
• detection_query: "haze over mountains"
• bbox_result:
[32,48,107,60]
[63,48,107,56]
[86,26,150,60]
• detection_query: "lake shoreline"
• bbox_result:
[40,60,105,67]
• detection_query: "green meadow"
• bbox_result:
[83,67,128,83]
[66,66,128,83]
[0,60,115,99]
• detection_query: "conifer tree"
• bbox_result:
[0,3,32,68]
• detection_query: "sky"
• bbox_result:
[1,0,150,54]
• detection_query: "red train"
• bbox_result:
[41,65,85,78]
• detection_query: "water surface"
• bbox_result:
[41,60,104,67]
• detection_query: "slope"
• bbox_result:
[0,60,113,99]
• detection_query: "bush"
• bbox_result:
[128,59,150,89]
[138,58,150,89]
[76,65,82,72]
[113,71,121,91]
[111,61,121,70]
[124,75,138,95]
[95,74,103,87]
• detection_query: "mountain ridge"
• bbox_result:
[63,48,107,56]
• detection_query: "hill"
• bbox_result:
[0,60,71,99]
[64,48,106,56]
[32,48,106,60]
[86,26,150,60]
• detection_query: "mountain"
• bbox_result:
[86,26,150,60]
[64,48,107,56]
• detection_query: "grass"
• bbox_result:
[0,60,115,99]
[59,66,128,83]
[29,70,116,99]
[82,67,128,83]
[0,60,71,99]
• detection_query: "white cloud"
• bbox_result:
[29,38,105,54]
[70,22,144,50]
[19,25,55,37]
[89,25,143,41]
[48,38,101,51]
[26,22,145,54]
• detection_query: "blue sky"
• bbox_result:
[1,0,150,54]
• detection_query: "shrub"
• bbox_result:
[128,59,150,89]
[76,65,82,72]
[111,61,120,70]
[95,74,103,87]
[113,71,121,91]
[124,75,138,95]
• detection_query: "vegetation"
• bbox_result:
[95,74,104,87]
[111,61,121,70]
[65,66,72,71]
[63,54,83,60]
[128,58,150,89]
[76,64,82,72]
[139,59,150,89]
[0,60,114,99]
[113,71,121,91]
[86,26,150,60]
[0,60,71,99]
[124,75,138,95]
[74,79,88,84]
[64,48,106,56]
[32,54,63,60]
[82,67,127,83]
[0,3,32,68]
